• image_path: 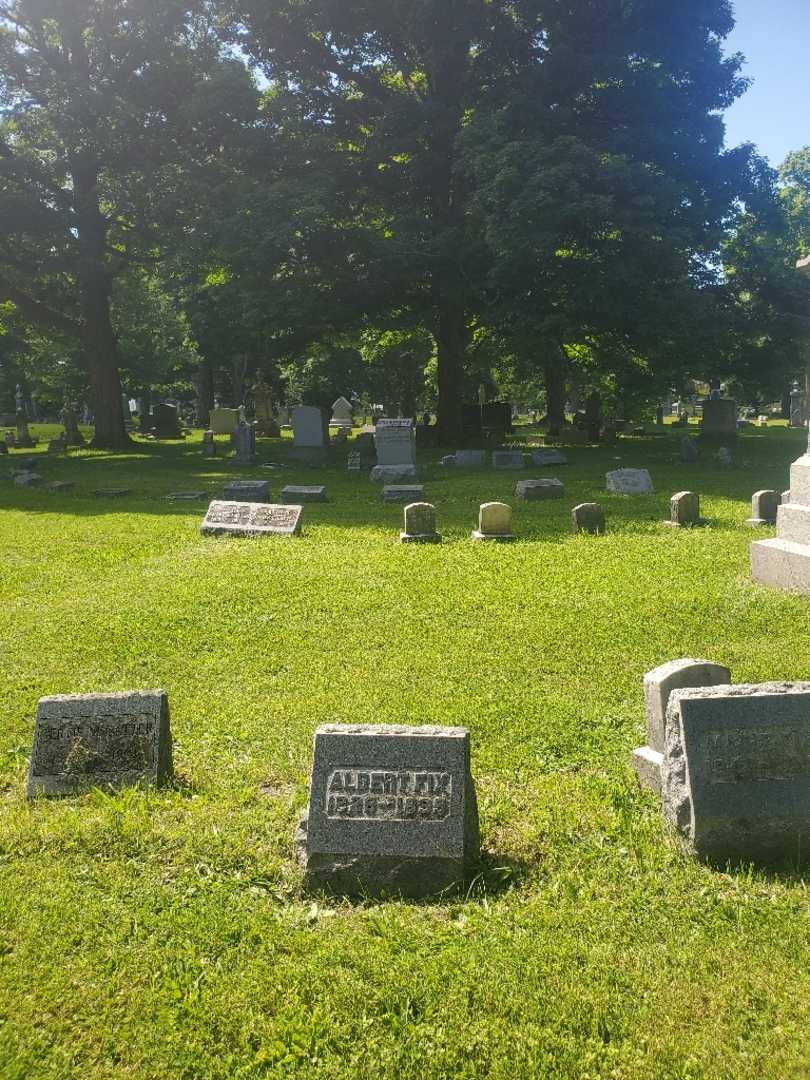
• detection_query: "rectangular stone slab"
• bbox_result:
[281,485,328,503]
[299,724,479,898]
[662,683,810,866]
[28,691,172,797]
[222,480,270,503]
[201,501,303,537]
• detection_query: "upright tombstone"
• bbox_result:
[374,418,416,470]
[747,489,780,526]
[347,451,361,473]
[664,491,705,528]
[455,449,487,469]
[210,407,240,436]
[472,502,515,542]
[662,682,810,866]
[714,446,733,466]
[252,372,279,437]
[48,434,68,455]
[606,468,654,495]
[492,450,525,470]
[632,659,730,795]
[201,501,303,537]
[290,405,329,464]
[202,430,216,457]
[27,690,172,798]
[151,403,182,440]
[515,478,564,501]
[15,412,35,448]
[680,436,699,464]
[330,396,354,430]
[61,400,86,447]
[222,479,269,503]
[400,502,441,544]
[789,381,807,429]
[295,724,479,898]
[233,420,257,465]
[572,503,606,535]
[701,397,738,439]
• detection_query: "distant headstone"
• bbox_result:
[531,449,568,466]
[701,397,737,439]
[252,372,279,437]
[233,420,257,466]
[165,491,207,501]
[632,658,730,795]
[4,431,16,448]
[347,451,361,472]
[201,501,303,537]
[15,411,35,448]
[491,450,525,470]
[222,480,269,503]
[151,403,182,440]
[330,396,354,429]
[747,490,780,526]
[472,502,515,542]
[714,446,733,466]
[370,464,417,483]
[210,407,240,436]
[28,690,172,798]
[13,471,42,488]
[375,418,416,467]
[281,485,328,503]
[680,436,699,464]
[382,484,424,504]
[295,724,479,898]
[293,406,329,448]
[440,454,457,467]
[515,478,564,501]
[202,430,216,457]
[606,468,654,495]
[45,481,75,493]
[662,682,810,866]
[455,450,487,469]
[400,502,441,544]
[572,502,606,535]
[61,400,85,447]
[48,434,68,455]
[94,488,130,498]
[758,416,769,428]
[0,441,7,455]
[664,491,705,528]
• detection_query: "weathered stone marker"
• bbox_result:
[572,502,605,535]
[28,690,172,798]
[455,449,487,468]
[515,478,564,501]
[233,420,257,466]
[531,449,568,466]
[281,485,328,504]
[632,659,730,795]
[747,489,780,527]
[606,468,654,495]
[222,480,269,503]
[662,682,810,866]
[492,450,525,470]
[472,502,515,542]
[202,430,216,457]
[752,450,810,593]
[382,484,424,504]
[400,502,441,544]
[201,501,303,537]
[664,491,705,528]
[296,724,479,898]
[374,418,416,469]
[680,436,699,464]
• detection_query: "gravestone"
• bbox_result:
[210,407,240,436]
[747,489,780,526]
[370,464,417,483]
[664,491,705,528]
[715,446,733,466]
[752,446,810,593]
[400,502,441,544]
[201,501,303,537]
[680,436,699,464]
[662,682,810,866]
[606,468,654,495]
[455,450,487,469]
[28,690,172,798]
[0,441,8,455]
[233,421,257,465]
[281,485,328,503]
[165,491,207,501]
[330,396,354,430]
[4,431,15,448]
[295,724,479,898]
[531,449,568,466]
[701,398,737,439]
[15,412,35,448]
[632,658,730,795]
[382,484,424,504]
[151,403,182,440]
[440,454,458,467]
[515,478,564,501]
[347,451,361,472]
[222,479,269,503]
[202,430,216,457]
[13,471,42,488]
[48,434,68,455]
[252,372,279,437]
[759,416,769,428]
[472,502,515,542]
[61,400,85,447]
[45,481,75,493]
[572,503,606,535]
[290,406,329,464]
[375,419,416,468]
[94,488,130,498]
[492,450,525,470]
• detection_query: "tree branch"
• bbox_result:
[0,273,81,336]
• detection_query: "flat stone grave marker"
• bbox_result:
[400,502,441,544]
[371,464,417,483]
[606,468,654,495]
[202,500,303,537]
[455,450,487,468]
[515,478,564,501]
[664,491,706,528]
[222,479,270,503]
[94,488,130,498]
[572,502,606,535]
[296,724,479,898]
[45,481,75,493]
[28,690,172,798]
[492,450,525,470]
[165,491,208,501]
[472,502,515,542]
[281,485,328,503]
[531,449,568,466]
[383,484,424,504]
[632,658,730,795]
[13,471,42,488]
[747,489,780,526]
[662,682,810,866]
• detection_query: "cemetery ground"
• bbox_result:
[2,424,810,1080]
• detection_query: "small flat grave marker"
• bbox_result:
[531,449,568,466]
[281,485,328,504]
[515,478,564,501]
[492,450,525,470]
[296,723,479,898]
[222,480,269,503]
[202,500,303,537]
[383,484,424,504]
[165,491,207,501]
[94,488,130,498]
[28,690,172,798]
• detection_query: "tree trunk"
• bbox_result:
[72,153,129,450]
[192,360,215,427]
[543,350,568,436]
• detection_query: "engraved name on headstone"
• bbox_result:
[28,690,172,797]
[201,500,303,537]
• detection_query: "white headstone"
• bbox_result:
[293,406,328,448]
[374,419,416,466]
[606,468,654,495]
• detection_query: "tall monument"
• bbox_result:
[751,255,810,592]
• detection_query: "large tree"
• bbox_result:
[0,0,256,446]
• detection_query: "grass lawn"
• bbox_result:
[1,423,809,1079]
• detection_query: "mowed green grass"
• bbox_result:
[1,423,809,1079]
